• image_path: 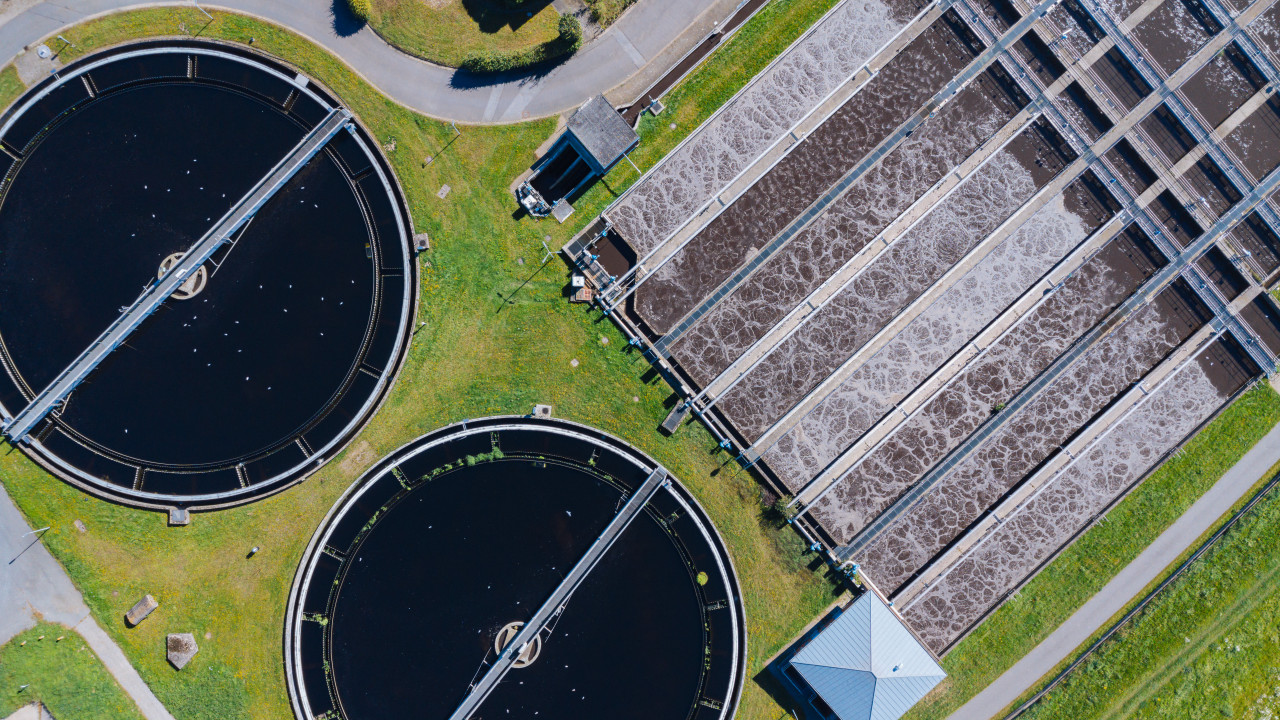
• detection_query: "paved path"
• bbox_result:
[4,704,53,720]
[1,483,175,720]
[947,420,1280,720]
[0,0,740,123]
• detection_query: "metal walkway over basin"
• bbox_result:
[448,467,669,720]
[626,0,1064,348]
[832,162,1280,561]
[1,107,353,443]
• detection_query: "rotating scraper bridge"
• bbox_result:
[0,43,417,509]
[568,0,1280,655]
[285,418,745,720]
[448,468,668,720]
[1,107,353,444]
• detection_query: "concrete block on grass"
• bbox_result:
[125,595,158,627]
[166,633,199,670]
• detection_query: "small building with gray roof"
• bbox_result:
[517,95,639,220]
[771,590,946,720]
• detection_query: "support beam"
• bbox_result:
[733,4,1247,459]
[633,0,1066,344]
[894,325,1221,606]
[761,0,1273,485]
[1067,0,1277,372]
[597,0,961,303]
[803,14,1278,544]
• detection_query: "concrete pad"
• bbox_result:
[0,485,174,720]
[12,45,52,85]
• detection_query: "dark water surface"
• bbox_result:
[0,83,374,466]
[329,459,705,720]
[0,45,411,501]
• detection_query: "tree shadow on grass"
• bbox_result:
[462,0,556,34]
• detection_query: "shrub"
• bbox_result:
[770,495,798,523]
[558,15,583,49]
[347,0,372,22]
[461,51,515,74]
[585,0,638,26]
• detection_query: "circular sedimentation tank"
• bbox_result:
[0,41,415,509]
[285,417,746,720]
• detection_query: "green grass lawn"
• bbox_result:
[0,2,844,719]
[1019,463,1280,719]
[906,384,1280,719]
[6,2,1275,720]
[585,0,639,25]
[0,623,143,720]
[0,65,22,110]
[366,0,562,68]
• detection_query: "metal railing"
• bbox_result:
[608,0,1066,336]
[1073,0,1277,368]
[826,6,1277,555]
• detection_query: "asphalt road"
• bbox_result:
[0,0,733,123]
[947,419,1280,720]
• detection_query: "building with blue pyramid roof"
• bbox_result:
[771,590,945,720]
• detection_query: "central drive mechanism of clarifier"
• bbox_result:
[494,622,541,668]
